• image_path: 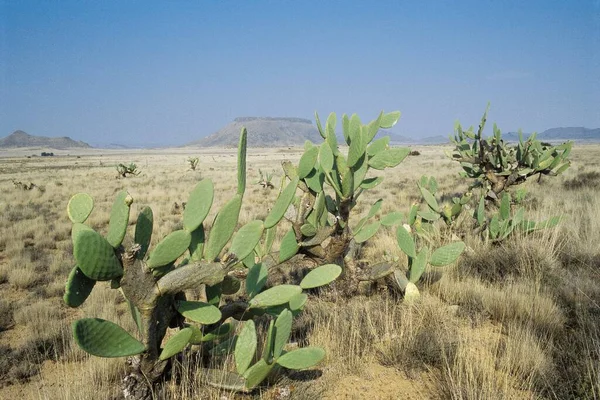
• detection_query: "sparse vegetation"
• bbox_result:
[116,162,141,178]
[187,157,199,171]
[0,112,599,399]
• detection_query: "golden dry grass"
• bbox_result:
[0,144,599,399]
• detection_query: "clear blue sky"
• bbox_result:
[1,0,598,147]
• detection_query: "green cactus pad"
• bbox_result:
[380,111,401,129]
[63,265,96,308]
[273,309,293,359]
[249,285,302,308]
[106,190,132,248]
[201,322,234,342]
[204,195,242,261]
[264,177,299,229]
[177,301,222,324]
[353,154,369,192]
[73,318,145,358]
[237,127,247,196]
[347,131,365,168]
[246,262,268,298]
[188,225,205,261]
[408,247,429,283]
[396,225,416,258]
[299,264,342,289]
[72,223,123,281]
[319,142,334,173]
[304,168,325,193]
[368,148,410,170]
[222,275,241,295]
[230,220,264,261]
[418,210,440,222]
[289,293,308,312]
[134,206,153,260]
[419,186,440,213]
[235,320,257,375]
[354,221,381,243]
[360,176,384,189]
[279,229,299,263]
[67,193,94,224]
[276,347,325,370]
[367,136,390,157]
[146,229,192,268]
[183,179,214,232]
[381,211,404,227]
[159,327,193,360]
[429,242,466,267]
[300,223,317,237]
[297,146,319,179]
[244,359,274,389]
[203,369,248,392]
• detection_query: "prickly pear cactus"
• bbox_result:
[275,111,409,292]
[63,128,341,399]
[449,104,572,201]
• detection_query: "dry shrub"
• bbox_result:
[563,171,600,190]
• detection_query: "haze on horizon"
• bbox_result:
[1,0,598,147]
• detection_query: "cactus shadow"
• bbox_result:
[285,368,323,382]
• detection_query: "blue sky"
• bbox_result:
[1,0,598,147]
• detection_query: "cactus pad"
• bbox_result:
[159,327,193,360]
[246,262,268,298]
[106,190,132,248]
[73,318,145,357]
[177,301,222,324]
[408,247,429,283]
[134,206,153,260]
[67,193,94,223]
[300,264,342,289]
[244,359,274,389]
[72,223,123,281]
[273,309,293,359]
[147,229,192,268]
[354,221,381,243]
[264,177,299,229]
[183,179,214,232]
[396,224,416,258]
[249,285,302,308]
[63,265,96,307]
[429,242,466,267]
[235,320,257,375]
[204,194,242,261]
[230,220,264,261]
[276,347,325,369]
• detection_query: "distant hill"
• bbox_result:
[188,117,322,147]
[503,127,600,142]
[0,130,91,149]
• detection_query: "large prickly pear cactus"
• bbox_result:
[64,128,341,399]
[449,104,572,201]
[273,111,410,291]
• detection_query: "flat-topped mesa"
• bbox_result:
[233,117,313,124]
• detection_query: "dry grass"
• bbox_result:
[0,144,599,399]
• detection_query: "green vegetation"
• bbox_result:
[64,129,340,397]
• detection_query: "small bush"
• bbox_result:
[563,171,600,190]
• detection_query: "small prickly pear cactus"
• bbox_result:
[474,192,561,243]
[64,128,341,398]
[187,156,199,171]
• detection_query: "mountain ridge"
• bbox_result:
[0,130,91,149]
